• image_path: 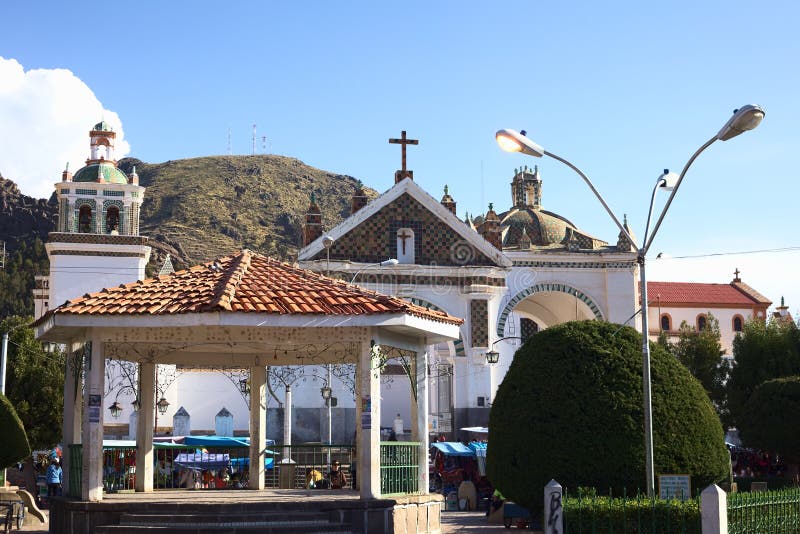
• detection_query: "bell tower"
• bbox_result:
[40,121,151,316]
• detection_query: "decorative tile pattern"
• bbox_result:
[315,193,496,266]
[496,283,604,336]
[48,233,148,246]
[513,260,635,269]
[520,317,539,341]
[44,250,463,325]
[470,299,489,348]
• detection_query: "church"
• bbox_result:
[34,125,775,442]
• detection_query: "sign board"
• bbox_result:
[438,412,453,433]
[658,474,691,501]
[361,413,371,429]
[88,394,102,423]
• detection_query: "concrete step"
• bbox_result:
[96,527,352,534]
[119,511,336,524]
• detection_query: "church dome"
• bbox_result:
[500,207,578,247]
[93,121,113,132]
[72,162,129,184]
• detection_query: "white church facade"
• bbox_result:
[34,125,777,443]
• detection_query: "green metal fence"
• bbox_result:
[563,489,701,534]
[66,443,355,494]
[379,441,420,496]
[728,487,800,533]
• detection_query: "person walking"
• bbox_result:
[46,458,62,498]
[328,461,348,489]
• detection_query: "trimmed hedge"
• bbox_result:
[487,321,729,514]
[0,392,30,468]
[738,376,800,462]
[564,492,701,534]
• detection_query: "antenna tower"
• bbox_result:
[252,124,257,156]
[227,129,232,155]
[262,136,267,154]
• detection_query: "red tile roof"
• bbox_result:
[49,250,463,325]
[647,281,771,306]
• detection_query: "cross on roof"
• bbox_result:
[734,268,741,282]
[389,131,419,182]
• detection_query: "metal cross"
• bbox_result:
[389,131,419,179]
[734,268,740,279]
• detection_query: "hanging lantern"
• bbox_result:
[108,401,123,419]
[485,350,500,365]
[156,396,170,415]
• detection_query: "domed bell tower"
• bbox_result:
[40,121,151,317]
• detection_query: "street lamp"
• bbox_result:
[131,398,140,412]
[320,384,332,401]
[485,337,524,365]
[496,105,764,497]
[108,401,123,419]
[156,396,170,415]
[239,378,250,394]
[350,258,399,283]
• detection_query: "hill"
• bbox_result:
[0,155,376,316]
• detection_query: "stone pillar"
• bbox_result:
[544,479,563,534]
[357,338,381,499]
[701,484,727,534]
[282,387,292,456]
[415,347,430,494]
[135,362,155,492]
[81,337,105,501]
[172,407,191,437]
[62,341,83,497]
[249,365,267,490]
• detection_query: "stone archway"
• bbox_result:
[496,282,604,336]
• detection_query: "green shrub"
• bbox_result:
[0,392,31,468]
[487,321,729,514]
[738,376,800,462]
[564,492,701,534]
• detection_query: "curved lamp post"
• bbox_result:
[485,336,524,365]
[350,258,399,283]
[496,105,764,496]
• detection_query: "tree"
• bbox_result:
[727,318,800,430]
[2,316,65,490]
[0,393,30,469]
[487,321,729,514]
[664,314,730,420]
[738,376,800,462]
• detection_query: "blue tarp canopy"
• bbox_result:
[173,452,230,469]
[468,442,487,452]
[182,436,276,448]
[230,457,275,470]
[431,442,475,457]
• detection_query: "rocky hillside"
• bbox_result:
[0,156,376,315]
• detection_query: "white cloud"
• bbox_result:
[0,57,130,199]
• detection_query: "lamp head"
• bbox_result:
[657,169,679,191]
[485,350,500,365]
[716,104,765,141]
[108,401,123,419]
[156,396,170,415]
[320,385,332,400]
[380,258,399,266]
[496,129,545,157]
[322,236,335,249]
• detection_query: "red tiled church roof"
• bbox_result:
[646,281,771,306]
[49,250,463,325]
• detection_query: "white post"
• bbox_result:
[701,484,727,534]
[0,331,8,395]
[357,338,381,499]
[81,337,105,501]
[135,362,155,492]
[544,479,564,534]
[415,347,429,494]
[61,341,83,496]
[283,386,292,458]
[249,365,266,490]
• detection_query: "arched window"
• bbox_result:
[697,314,707,331]
[733,315,744,332]
[106,206,120,234]
[660,314,671,331]
[78,205,93,233]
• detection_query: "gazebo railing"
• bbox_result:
[66,443,356,494]
[380,441,420,495]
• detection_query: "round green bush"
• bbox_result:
[0,393,31,469]
[487,321,728,513]
[739,376,800,462]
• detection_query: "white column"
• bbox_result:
[282,386,292,457]
[81,337,105,501]
[701,484,727,534]
[249,365,267,490]
[135,362,155,492]
[357,338,381,499]
[410,355,418,442]
[61,341,83,497]
[415,346,430,494]
[544,479,564,534]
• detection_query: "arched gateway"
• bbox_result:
[497,282,605,336]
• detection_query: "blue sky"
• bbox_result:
[3,0,799,311]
